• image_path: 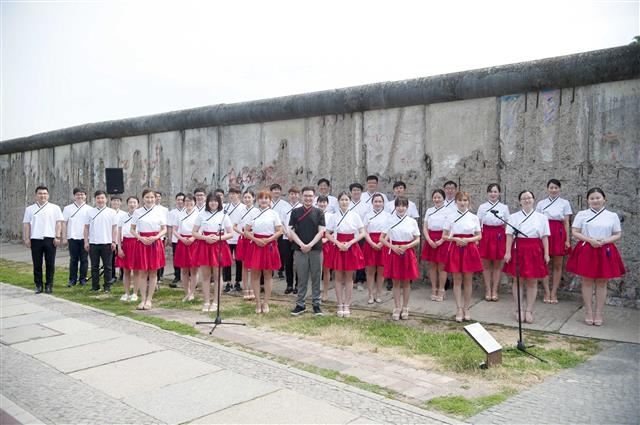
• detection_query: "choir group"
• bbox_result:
[23,176,625,326]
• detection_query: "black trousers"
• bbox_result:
[172,242,181,280]
[280,239,297,287]
[68,238,88,283]
[31,238,56,288]
[222,244,242,283]
[355,239,367,282]
[89,243,113,290]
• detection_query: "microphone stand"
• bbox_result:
[490,210,546,363]
[196,220,245,334]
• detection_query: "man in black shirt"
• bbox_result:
[288,186,326,316]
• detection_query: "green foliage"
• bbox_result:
[426,388,517,418]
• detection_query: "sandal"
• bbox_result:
[343,305,351,317]
[261,302,270,314]
[247,289,255,300]
[136,302,146,310]
[255,304,262,314]
[400,307,409,320]
[543,292,551,303]
[336,304,344,318]
[584,311,594,325]
[484,292,492,302]
[491,292,499,302]
[455,307,463,323]
[550,297,558,305]
[463,308,471,322]
[525,310,533,324]
[144,300,152,310]
[431,292,438,301]
[593,311,604,326]
[202,302,210,312]
[392,308,401,321]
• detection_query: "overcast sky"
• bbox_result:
[1,0,638,141]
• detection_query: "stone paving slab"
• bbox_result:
[0,301,49,318]
[560,304,640,344]
[124,370,278,424]
[12,327,124,355]
[34,334,162,373]
[43,317,98,333]
[190,388,360,424]
[70,349,222,399]
[0,310,65,329]
[0,295,30,307]
[0,394,45,425]
[0,324,60,344]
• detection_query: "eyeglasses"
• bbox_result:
[520,197,534,201]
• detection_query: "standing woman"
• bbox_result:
[380,196,421,320]
[477,183,510,302]
[116,196,139,302]
[130,189,167,310]
[326,191,365,318]
[421,189,449,302]
[244,190,283,314]
[503,190,550,324]
[315,195,334,302]
[442,191,483,323]
[536,179,572,304]
[173,195,199,302]
[363,193,391,304]
[234,190,258,300]
[566,188,625,326]
[192,193,233,313]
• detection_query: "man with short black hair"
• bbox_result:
[289,186,326,316]
[315,178,339,213]
[168,192,185,286]
[443,180,458,211]
[84,190,118,292]
[62,187,89,287]
[385,181,420,219]
[23,186,64,294]
[223,187,244,293]
[362,175,389,205]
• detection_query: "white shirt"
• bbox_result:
[223,202,245,243]
[314,195,339,213]
[271,199,290,224]
[119,212,135,239]
[349,199,371,221]
[362,191,389,205]
[282,202,301,240]
[167,208,183,243]
[383,214,420,242]
[477,201,510,226]
[445,210,481,236]
[384,199,420,219]
[85,206,117,244]
[327,210,364,238]
[423,206,450,231]
[572,208,621,240]
[443,198,457,213]
[23,202,64,239]
[238,205,260,228]
[175,208,199,236]
[132,206,166,233]
[506,210,550,239]
[536,197,572,221]
[249,208,282,235]
[63,202,89,239]
[195,210,232,233]
[364,209,391,233]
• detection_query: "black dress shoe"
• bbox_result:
[284,286,293,294]
[35,286,43,294]
[44,285,53,294]
[169,282,178,288]
[67,280,77,288]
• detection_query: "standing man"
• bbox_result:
[282,187,301,294]
[167,192,185,287]
[154,191,169,282]
[62,187,89,287]
[385,181,420,219]
[362,175,389,206]
[194,187,207,212]
[443,180,458,212]
[222,187,244,293]
[84,190,118,292]
[315,178,339,213]
[289,186,326,316]
[110,195,128,282]
[23,186,64,294]
[270,183,288,279]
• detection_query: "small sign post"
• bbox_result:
[463,322,502,367]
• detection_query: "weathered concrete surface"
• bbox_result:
[0,51,638,306]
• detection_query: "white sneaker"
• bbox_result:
[120,293,130,302]
[130,293,138,302]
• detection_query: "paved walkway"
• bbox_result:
[0,283,454,424]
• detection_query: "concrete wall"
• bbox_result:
[1,52,638,306]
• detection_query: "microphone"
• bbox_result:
[490,209,499,216]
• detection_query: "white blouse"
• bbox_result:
[506,210,550,239]
[249,208,282,235]
[364,209,392,233]
[175,208,198,236]
[132,206,166,233]
[238,205,260,228]
[477,201,510,226]
[572,208,621,240]
[327,210,364,237]
[423,206,450,231]
[536,197,572,221]
[194,210,232,233]
[445,210,481,235]
[119,212,135,238]
[383,214,420,242]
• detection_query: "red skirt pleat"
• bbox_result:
[363,232,386,267]
[502,237,547,278]
[173,235,198,268]
[196,232,233,267]
[444,234,483,273]
[383,240,419,280]
[115,236,136,269]
[479,225,506,261]
[548,219,570,256]
[566,242,625,279]
[235,236,250,262]
[331,233,365,271]
[322,235,335,269]
[420,230,446,263]
[245,234,281,270]
[130,232,166,271]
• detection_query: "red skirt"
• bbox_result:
[130,232,166,271]
[548,219,570,256]
[479,225,506,261]
[444,234,483,273]
[363,232,386,267]
[331,233,365,271]
[420,230,446,263]
[383,241,419,280]
[174,234,198,268]
[115,237,136,269]
[502,237,547,278]
[245,234,281,270]
[322,235,335,269]
[235,236,250,262]
[196,232,233,267]
[566,242,625,279]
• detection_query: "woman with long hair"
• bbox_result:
[172,194,199,302]
[116,196,139,302]
[421,189,449,302]
[234,190,258,300]
[363,193,391,304]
